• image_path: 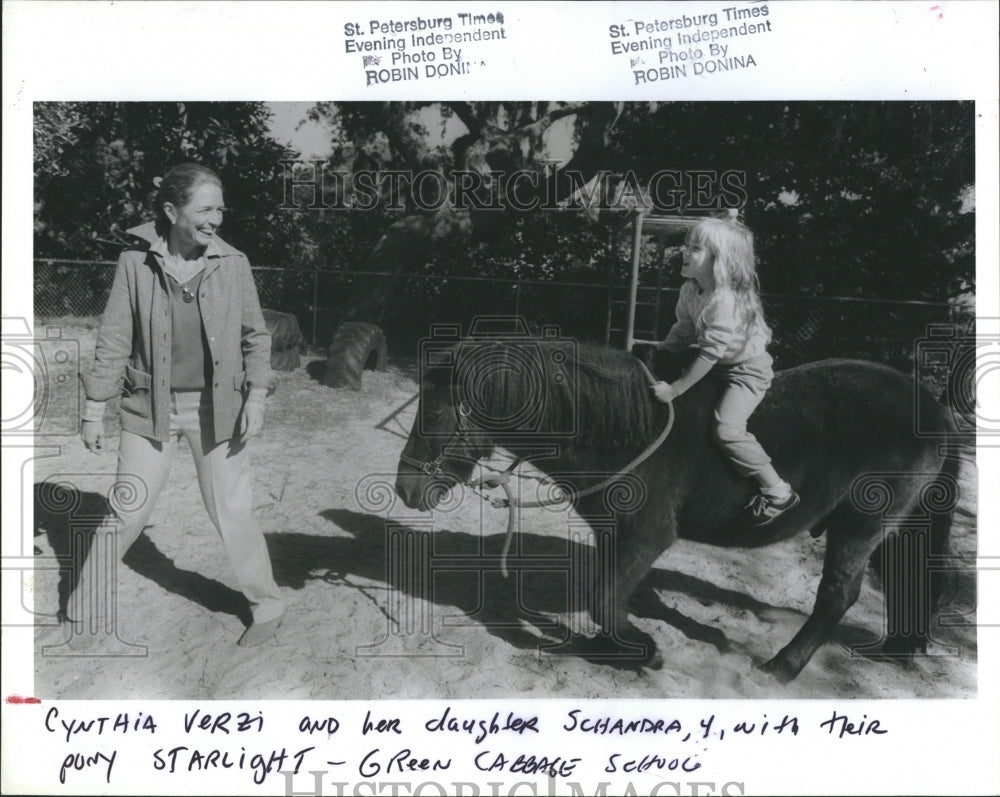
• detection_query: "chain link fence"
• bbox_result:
[35,259,962,380]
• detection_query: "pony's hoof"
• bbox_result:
[759,657,797,684]
[880,635,926,657]
[861,652,917,668]
[860,638,921,667]
[643,649,664,671]
[562,633,657,670]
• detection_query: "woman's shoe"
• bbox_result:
[237,615,283,647]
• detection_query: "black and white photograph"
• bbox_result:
[3,3,998,796]
[26,98,981,700]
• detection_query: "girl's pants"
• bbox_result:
[69,390,285,633]
[712,354,775,479]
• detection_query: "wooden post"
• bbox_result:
[312,264,319,348]
[653,237,668,341]
[625,211,643,351]
[605,227,616,346]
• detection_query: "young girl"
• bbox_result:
[651,216,799,526]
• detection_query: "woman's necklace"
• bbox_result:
[165,250,200,303]
[165,248,203,292]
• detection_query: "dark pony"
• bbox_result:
[396,340,961,682]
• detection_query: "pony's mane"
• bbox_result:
[446,339,657,449]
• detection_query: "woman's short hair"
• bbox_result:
[154,163,223,233]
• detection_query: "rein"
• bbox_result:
[481,397,673,577]
[403,356,673,577]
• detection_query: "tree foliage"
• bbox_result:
[307,100,974,302]
[33,101,311,265]
[34,101,974,306]
[613,101,975,300]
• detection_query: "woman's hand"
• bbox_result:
[651,381,678,403]
[240,389,267,443]
[81,419,105,452]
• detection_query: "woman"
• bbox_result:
[71,162,284,647]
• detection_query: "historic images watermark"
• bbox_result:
[279,772,748,796]
[278,161,748,214]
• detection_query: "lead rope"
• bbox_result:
[470,357,673,577]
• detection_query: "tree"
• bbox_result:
[33,101,312,266]
[609,101,975,300]
[305,101,974,302]
[306,102,629,272]
[35,101,975,302]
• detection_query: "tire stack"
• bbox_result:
[324,322,388,390]
[263,309,306,372]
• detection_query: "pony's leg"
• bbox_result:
[864,464,959,659]
[588,510,675,666]
[762,508,879,682]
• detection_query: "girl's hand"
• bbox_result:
[81,419,104,453]
[651,381,678,403]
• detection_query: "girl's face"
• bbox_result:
[165,183,224,252]
[682,238,715,289]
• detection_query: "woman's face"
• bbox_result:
[165,183,224,251]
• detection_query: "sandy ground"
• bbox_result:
[30,324,978,700]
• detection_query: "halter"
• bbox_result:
[397,399,480,479]
[399,356,675,576]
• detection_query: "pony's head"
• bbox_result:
[396,338,658,511]
[395,363,494,511]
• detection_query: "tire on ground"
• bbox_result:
[324,322,388,390]
[263,309,306,372]
[270,348,301,373]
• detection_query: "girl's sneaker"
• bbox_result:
[742,489,800,527]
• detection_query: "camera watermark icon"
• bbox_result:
[914,320,999,437]
[847,470,964,659]
[29,473,150,658]
[418,317,579,441]
[355,472,650,662]
[42,524,149,658]
[1,316,81,438]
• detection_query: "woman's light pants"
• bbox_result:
[68,390,284,638]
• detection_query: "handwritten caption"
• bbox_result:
[36,703,886,791]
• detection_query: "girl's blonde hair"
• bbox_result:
[686,217,771,344]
